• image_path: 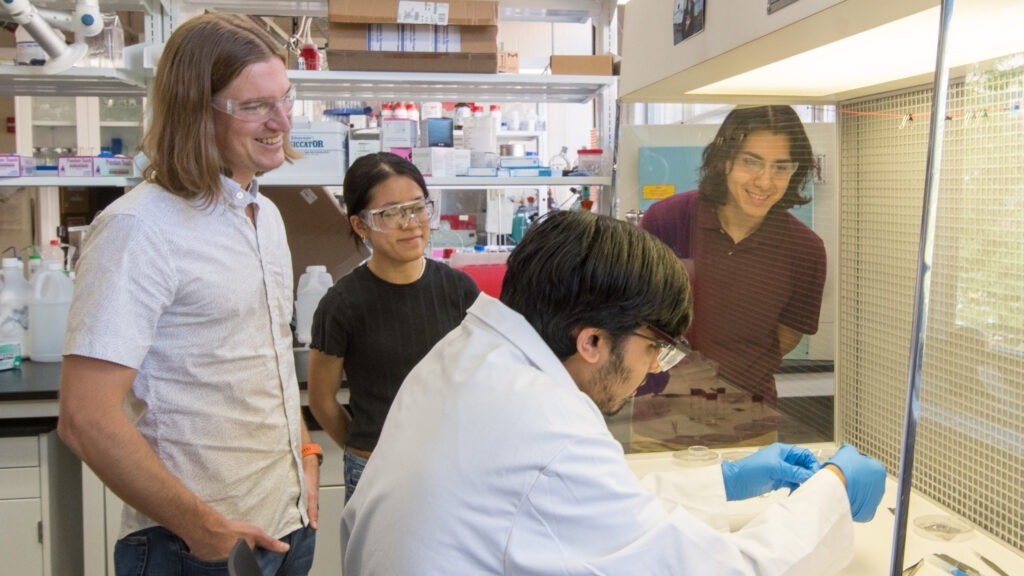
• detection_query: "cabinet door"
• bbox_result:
[0,498,44,576]
[310,485,344,576]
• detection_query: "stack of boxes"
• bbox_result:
[326,0,500,74]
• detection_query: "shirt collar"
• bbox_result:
[697,195,788,243]
[221,175,260,208]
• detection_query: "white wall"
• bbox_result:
[619,0,936,102]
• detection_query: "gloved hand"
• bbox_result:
[721,442,820,501]
[825,444,886,522]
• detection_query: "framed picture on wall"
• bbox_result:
[673,0,705,45]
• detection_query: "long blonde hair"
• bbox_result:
[140,13,299,203]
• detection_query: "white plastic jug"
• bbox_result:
[28,263,74,362]
[0,257,30,357]
[294,265,333,346]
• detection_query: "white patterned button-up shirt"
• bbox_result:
[66,175,307,539]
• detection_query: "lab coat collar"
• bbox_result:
[467,294,581,393]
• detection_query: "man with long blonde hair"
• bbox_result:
[59,13,319,575]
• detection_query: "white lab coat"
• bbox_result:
[341,294,854,575]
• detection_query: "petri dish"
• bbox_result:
[672,445,721,467]
[912,514,973,542]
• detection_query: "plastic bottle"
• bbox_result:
[41,239,64,268]
[294,265,333,346]
[381,102,395,120]
[525,109,538,131]
[406,102,420,123]
[27,261,74,362]
[549,146,570,176]
[0,257,30,361]
[489,105,502,131]
[510,200,529,244]
[299,22,320,71]
[25,248,42,281]
[394,102,409,120]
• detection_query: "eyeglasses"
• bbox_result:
[360,199,434,232]
[632,324,691,373]
[735,153,799,180]
[211,85,296,123]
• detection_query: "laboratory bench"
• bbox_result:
[626,447,1024,576]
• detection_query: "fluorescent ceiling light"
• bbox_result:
[692,3,1024,98]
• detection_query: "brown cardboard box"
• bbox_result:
[260,186,370,289]
[327,50,498,74]
[497,51,519,73]
[328,0,499,26]
[549,54,615,76]
[328,23,498,53]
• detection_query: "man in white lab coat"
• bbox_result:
[341,210,885,575]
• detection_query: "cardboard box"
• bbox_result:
[0,155,36,177]
[348,132,382,167]
[260,186,370,291]
[421,117,454,147]
[381,119,419,149]
[411,147,454,177]
[327,49,497,74]
[326,0,499,73]
[497,51,519,73]
[328,0,499,26]
[330,23,497,53]
[266,121,347,183]
[58,156,95,177]
[451,148,471,176]
[93,157,134,176]
[550,54,615,76]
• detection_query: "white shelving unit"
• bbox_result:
[0,177,140,188]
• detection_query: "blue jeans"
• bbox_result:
[114,524,315,576]
[344,448,368,502]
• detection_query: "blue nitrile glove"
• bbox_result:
[825,444,886,522]
[720,442,821,501]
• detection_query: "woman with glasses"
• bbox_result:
[639,105,826,432]
[307,152,479,501]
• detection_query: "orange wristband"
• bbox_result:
[302,443,323,466]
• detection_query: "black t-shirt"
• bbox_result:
[310,259,479,451]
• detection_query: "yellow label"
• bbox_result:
[642,185,676,199]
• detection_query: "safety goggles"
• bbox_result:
[211,85,296,123]
[632,324,691,373]
[359,199,434,232]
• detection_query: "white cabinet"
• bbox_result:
[0,433,81,576]
[0,436,44,576]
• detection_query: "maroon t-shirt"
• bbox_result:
[641,190,827,400]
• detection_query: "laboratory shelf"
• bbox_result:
[0,176,141,187]
[0,67,147,97]
[427,176,611,188]
[258,175,611,188]
[32,0,161,14]
[177,0,607,21]
[289,70,615,104]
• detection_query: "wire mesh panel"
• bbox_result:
[839,53,1024,552]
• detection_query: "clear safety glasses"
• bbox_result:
[360,199,435,232]
[632,324,691,373]
[211,85,296,123]
[734,152,799,180]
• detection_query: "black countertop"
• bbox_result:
[0,361,63,400]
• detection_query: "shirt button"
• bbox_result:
[235,192,245,200]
